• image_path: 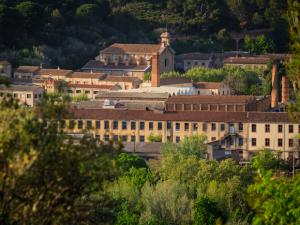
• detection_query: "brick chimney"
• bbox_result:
[282,76,289,104]
[271,63,278,108]
[151,53,160,87]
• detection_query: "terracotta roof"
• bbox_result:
[67,72,106,79]
[38,69,72,77]
[95,91,169,100]
[223,56,270,65]
[160,77,192,86]
[67,108,296,123]
[176,53,213,60]
[67,83,115,89]
[100,43,161,54]
[15,66,40,73]
[0,84,43,92]
[193,82,227,89]
[103,75,142,83]
[82,60,150,72]
[166,95,255,104]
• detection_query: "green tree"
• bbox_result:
[193,196,222,225]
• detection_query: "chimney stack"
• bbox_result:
[151,53,160,87]
[282,76,289,104]
[271,63,278,108]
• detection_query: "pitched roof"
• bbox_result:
[166,95,255,104]
[82,60,150,72]
[67,83,115,90]
[67,108,296,123]
[67,71,106,79]
[15,66,40,73]
[176,53,214,60]
[38,68,72,77]
[193,82,227,89]
[0,84,43,92]
[103,75,142,83]
[223,56,270,65]
[95,91,169,100]
[100,43,161,54]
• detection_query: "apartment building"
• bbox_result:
[62,108,300,160]
[0,84,44,107]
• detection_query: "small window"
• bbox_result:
[140,136,145,142]
[278,138,283,147]
[265,138,270,147]
[211,137,216,141]
[104,135,110,141]
[34,94,37,99]
[68,90,73,93]
[93,91,99,94]
[211,123,216,131]
[104,120,110,130]
[252,124,256,132]
[131,121,136,130]
[85,90,90,94]
[193,123,198,131]
[239,138,243,146]
[86,120,92,129]
[221,124,225,131]
[164,58,168,68]
[265,124,270,133]
[176,136,180,143]
[113,121,118,130]
[175,123,180,131]
[184,123,189,131]
[149,122,153,130]
[26,94,31,98]
[113,135,118,141]
[122,135,127,142]
[239,123,243,132]
[289,139,294,147]
[158,122,163,130]
[95,120,100,129]
[76,90,81,94]
[140,121,145,130]
[69,120,75,129]
[13,93,18,98]
[122,121,127,130]
[289,125,294,133]
[251,138,256,146]
[78,120,83,129]
[95,135,100,141]
[167,121,172,130]
[278,124,283,133]
[131,135,136,142]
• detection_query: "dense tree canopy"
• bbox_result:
[0,0,290,69]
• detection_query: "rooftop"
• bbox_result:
[82,60,151,72]
[67,83,116,90]
[176,52,214,60]
[160,77,192,86]
[100,43,161,54]
[103,75,142,83]
[167,95,256,104]
[224,56,271,65]
[0,84,43,92]
[39,68,72,77]
[68,108,294,123]
[95,91,169,100]
[67,71,106,79]
[15,66,40,73]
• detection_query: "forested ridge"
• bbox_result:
[0,0,289,69]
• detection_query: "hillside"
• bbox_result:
[0,0,289,69]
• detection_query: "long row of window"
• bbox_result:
[251,138,299,147]
[65,120,245,132]
[251,124,298,133]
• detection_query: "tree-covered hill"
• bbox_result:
[0,0,289,69]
